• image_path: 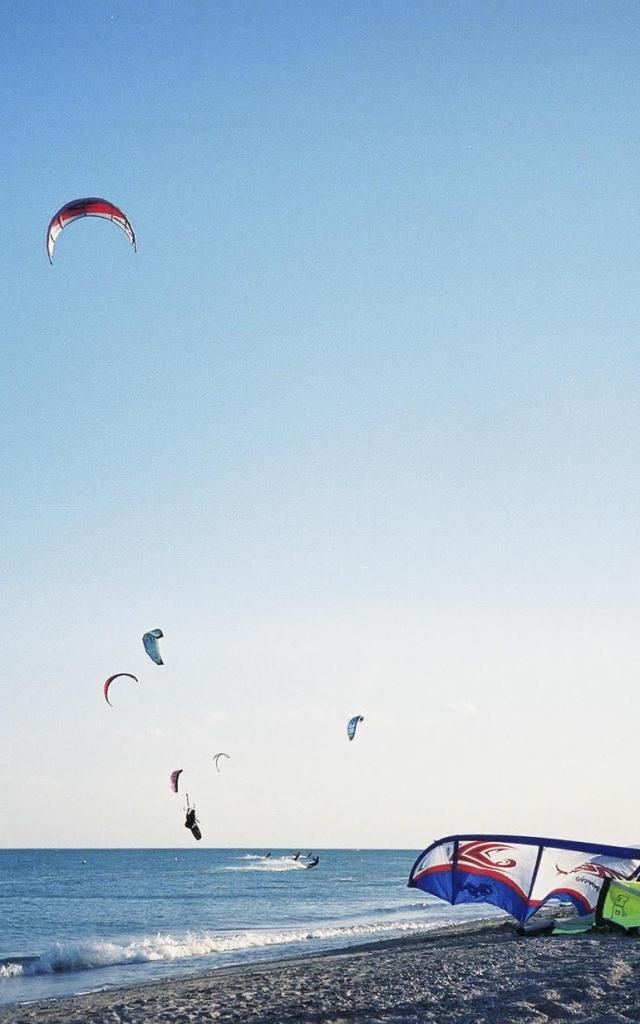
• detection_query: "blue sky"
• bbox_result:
[2,0,640,847]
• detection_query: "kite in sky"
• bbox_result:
[103,673,138,707]
[46,197,136,263]
[143,629,164,665]
[347,715,364,741]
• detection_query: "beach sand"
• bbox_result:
[3,926,640,1024]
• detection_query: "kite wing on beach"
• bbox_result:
[347,715,364,741]
[103,673,138,707]
[408,834,640,925]
[46,198,136,263]
[143,629,164,665]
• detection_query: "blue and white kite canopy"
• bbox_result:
[143,628,164,665]
[347,715,364,741]
[408,833,640,925]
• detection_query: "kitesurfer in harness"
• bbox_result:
[307,855,320,869]
[184,796,202,841]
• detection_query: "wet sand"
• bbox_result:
[3,926,640,1023]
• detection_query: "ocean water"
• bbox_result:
[0,849,503,1006]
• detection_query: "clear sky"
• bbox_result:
[1,0,639,848]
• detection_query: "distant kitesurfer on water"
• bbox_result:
[292,851,301,860]
[307,855,320,869]
[264,852,271,858]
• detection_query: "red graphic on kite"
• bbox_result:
[555,861,627,881]
[457,841,517,872]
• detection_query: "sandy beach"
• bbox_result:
[3,926,640,1024]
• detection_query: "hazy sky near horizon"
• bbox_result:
[2,1,640,849]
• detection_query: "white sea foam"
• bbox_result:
[0,965,23,979]
[0,914,498,980]
[226,856,308,872]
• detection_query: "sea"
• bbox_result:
[0,848,503,1007]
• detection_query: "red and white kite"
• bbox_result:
[46,197,136,263]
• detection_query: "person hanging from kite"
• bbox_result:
[184,794,202,841]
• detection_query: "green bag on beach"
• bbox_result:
[596,878,640,931]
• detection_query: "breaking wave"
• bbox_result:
[0,914,501,980]
[0,963,26,979]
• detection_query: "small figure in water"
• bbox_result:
[264,852,271,858]
[306,855,320,869]
[292,851,301,861]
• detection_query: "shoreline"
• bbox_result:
[3,924,640,1023]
